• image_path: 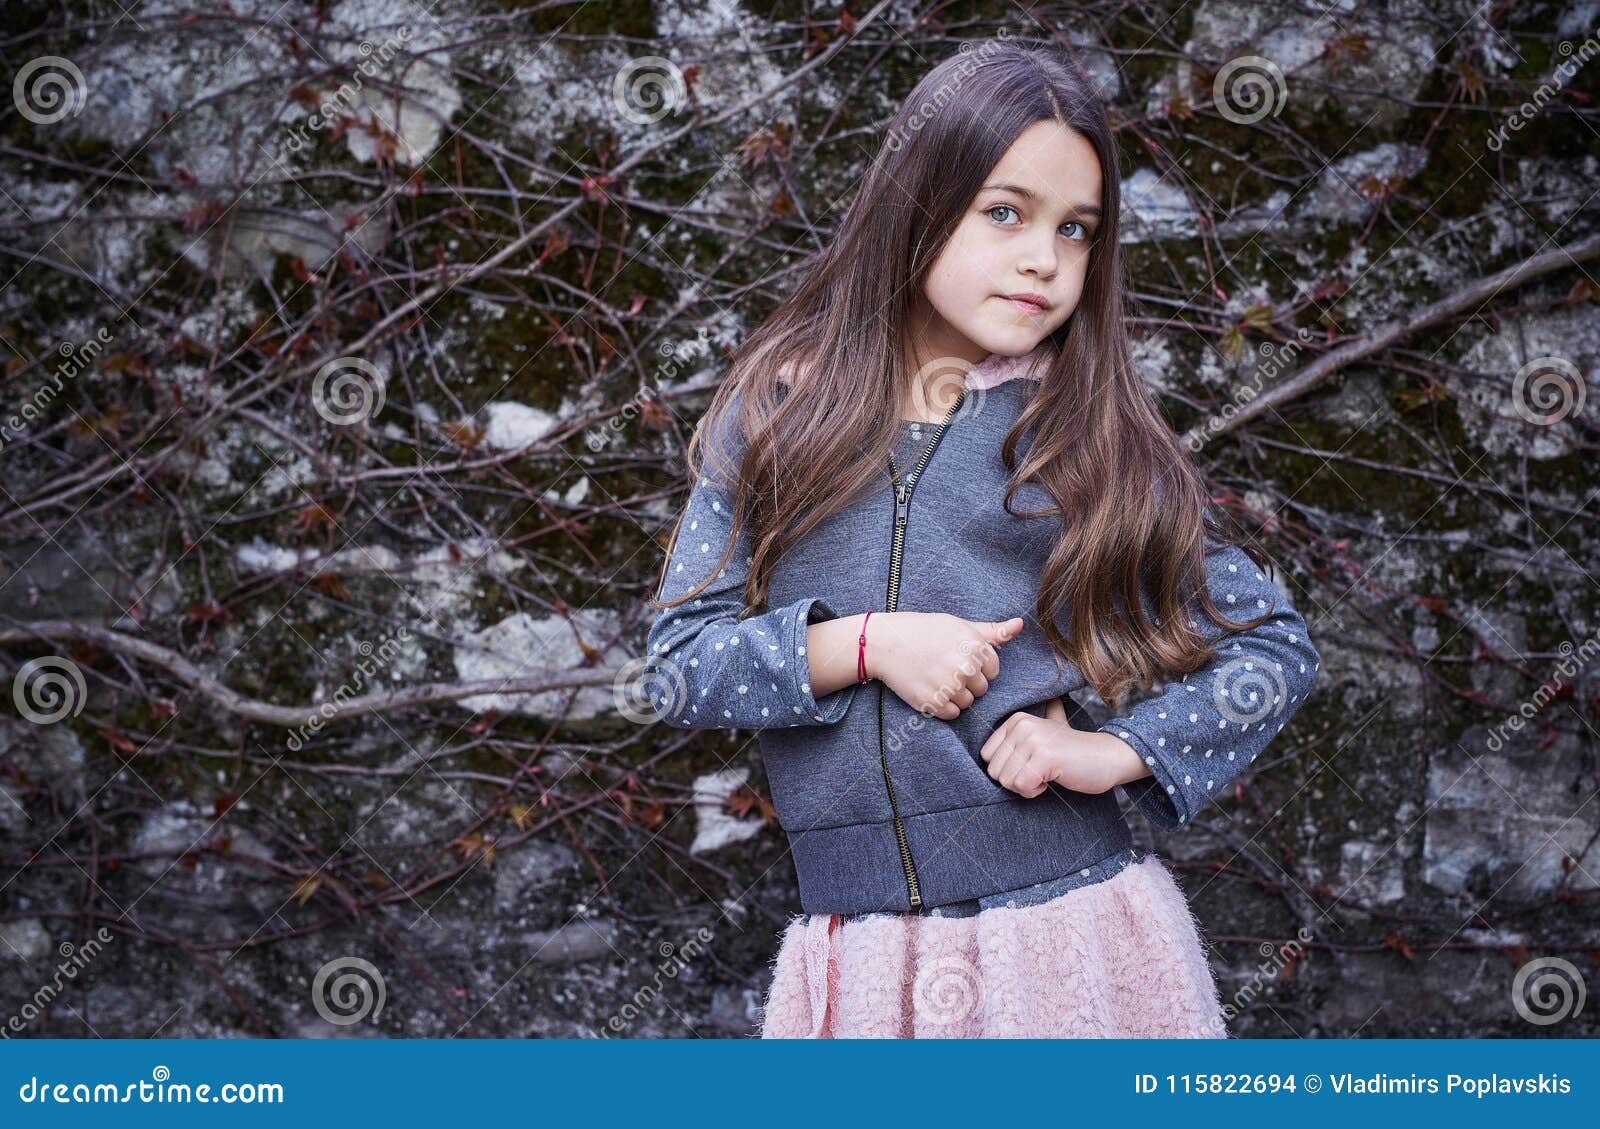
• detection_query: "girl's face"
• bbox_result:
[911,120,1103,367]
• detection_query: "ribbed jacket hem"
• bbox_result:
[784,792,1136,915]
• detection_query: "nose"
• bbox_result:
[1014,230,1059,281]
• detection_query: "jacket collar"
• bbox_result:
[964,341,1058,390]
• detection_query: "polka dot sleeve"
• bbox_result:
[642,411,862,731]
[1102,543,1320,830]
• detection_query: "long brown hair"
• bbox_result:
[652,40,1270,711]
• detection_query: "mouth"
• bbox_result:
[1001,293,1050,315]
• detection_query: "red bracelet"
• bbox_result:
[857,610,873,683]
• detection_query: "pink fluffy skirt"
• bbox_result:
[759,854,1228,1038]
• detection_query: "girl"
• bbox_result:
[642,40,1319,1038]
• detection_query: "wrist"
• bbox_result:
[859,610,896,682]
[858,612,878,682]
[1094,729,1146,791]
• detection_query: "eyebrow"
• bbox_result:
[981,183,1102,220]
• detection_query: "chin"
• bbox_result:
[975,324,1051,356]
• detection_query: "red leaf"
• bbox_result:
[102,729,138,755]
[1382,932,1416,961]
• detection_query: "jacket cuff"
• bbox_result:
[1104,722,1190,830]
[786,596,859,723]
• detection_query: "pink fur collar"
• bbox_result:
[964,342,1058,390]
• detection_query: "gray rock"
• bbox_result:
[1422,726,1597,899]
[492,839,580,914]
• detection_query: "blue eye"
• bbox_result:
[984,205,1092,242]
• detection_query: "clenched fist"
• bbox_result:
[865,612,1025,720]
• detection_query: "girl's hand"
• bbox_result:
[978,697,1146,799]
[867,612,1024,720]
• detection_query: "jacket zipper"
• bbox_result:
[877,392,966,910]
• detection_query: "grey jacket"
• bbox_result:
[644,346,1320,915]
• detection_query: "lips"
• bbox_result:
[1002,294,1050,314]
